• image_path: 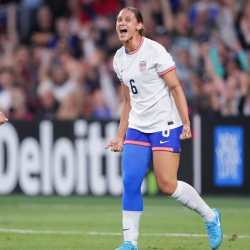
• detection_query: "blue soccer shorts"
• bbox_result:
[124,126,183,152]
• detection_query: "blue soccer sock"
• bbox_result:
[122,144,152,211]
[122,144,152,245]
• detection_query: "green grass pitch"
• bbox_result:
[0,195,249,250]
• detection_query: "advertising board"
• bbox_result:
[0,120,193,196]
[201,117,250,195]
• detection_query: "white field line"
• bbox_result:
[0,228,249,238]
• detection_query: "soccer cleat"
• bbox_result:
[114,241,138,250]
[205,209,223,249]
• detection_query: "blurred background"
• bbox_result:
[0,0,249,196]
[0,0,250,121]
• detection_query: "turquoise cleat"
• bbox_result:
[205,209,223,249]
[114,241,138,250]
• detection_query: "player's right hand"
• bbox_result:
[0,112,8,125]
[105,137,124,152]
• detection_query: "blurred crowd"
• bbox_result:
[0,0,250,121]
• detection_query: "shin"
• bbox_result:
[122,144,152,245]
[171,181,215,222]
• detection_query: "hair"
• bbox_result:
[0,67,15,77]
[123,7,146,37]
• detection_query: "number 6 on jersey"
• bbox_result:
[130,79,138,94]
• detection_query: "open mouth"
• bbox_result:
[120,27,127,35]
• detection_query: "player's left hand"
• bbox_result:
[180,124,192,140]
[0,112,8,125]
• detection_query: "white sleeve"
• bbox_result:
[113,53,122,82]
[153,43,176,76]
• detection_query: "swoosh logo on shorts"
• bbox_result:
[123,228,130,231]
[160,140,169,144]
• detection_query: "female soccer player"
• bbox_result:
[105,7,222,250]
[0,112,8,125]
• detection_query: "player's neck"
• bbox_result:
[123,34,142,52]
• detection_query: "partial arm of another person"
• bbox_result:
[232,41,249,72]
[99,64,117,114]
[38,49,54,82]
[200,44,226,95]
[240,17,250,45]
[31,33,54,46]
[159,0,174,32]
[162,69,191,140]
[1,4,18,67]
[7,4,18,46]
[105,82,131,152]
[0,112,8,125]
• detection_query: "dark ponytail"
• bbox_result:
[124,7,146,37]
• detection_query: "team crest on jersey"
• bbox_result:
[139,61,146,73]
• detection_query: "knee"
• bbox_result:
[156,179,177,196]
[123,175,141,194]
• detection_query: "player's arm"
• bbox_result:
[105,82,131,152]
[162,69,191,140]
[117,82,131,139]
[0,112,8,125]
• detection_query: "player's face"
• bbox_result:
[116,9,142,42]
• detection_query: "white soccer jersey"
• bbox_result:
[113,37,182,133]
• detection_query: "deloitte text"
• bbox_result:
[0,120,147,196]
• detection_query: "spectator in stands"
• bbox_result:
[9,86,33,121]
[235,1,250,51]
[98,63,123,118]
[13,45,37,102]
[48,17,82,58]
[189,0,219,28]
[27,5,55,46]
[92,89,111,119]
[0,0,250,120]
[36,80,59,120]
[0,68,15,118]
[173,41,194,107]
[38,50,82,103]
[192,73,214,115]
[66,0,90,34]
[239,75,250,115]
[57,91,81,120]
